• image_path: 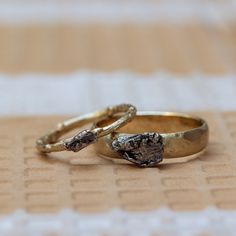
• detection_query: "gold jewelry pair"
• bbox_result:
[36,104,209,167]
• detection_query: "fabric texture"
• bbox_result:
[1,73,236,115]
[0,0,236,235]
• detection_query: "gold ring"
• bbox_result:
[36,104,137,154]
[94,111,209,167]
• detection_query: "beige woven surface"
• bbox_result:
[0,112,236,213]
[0,0,236,219]
[0,23,235,74]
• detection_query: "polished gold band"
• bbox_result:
[36,104,137,153]
[94,112,209,166]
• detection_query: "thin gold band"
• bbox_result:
[36,104,137,153]
[93,112,209,167]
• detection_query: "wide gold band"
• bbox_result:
[94,112,209,166]
[36,104,137,153]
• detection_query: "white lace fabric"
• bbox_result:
[0,72,236,115]
[0,208,236,236]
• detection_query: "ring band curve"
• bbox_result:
[93,111,209,167]
[36,104,137,153]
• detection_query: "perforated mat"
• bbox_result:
[0,112,235,213]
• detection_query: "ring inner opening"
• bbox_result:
[97,115,202,133]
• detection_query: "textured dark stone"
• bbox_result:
[64,130,97,152]
[111,132,164,167]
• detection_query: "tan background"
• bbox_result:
[0,0,236,214]
[0,23,235,74]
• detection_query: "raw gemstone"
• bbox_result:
[112,132,164,167]
[65,130,97,152]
